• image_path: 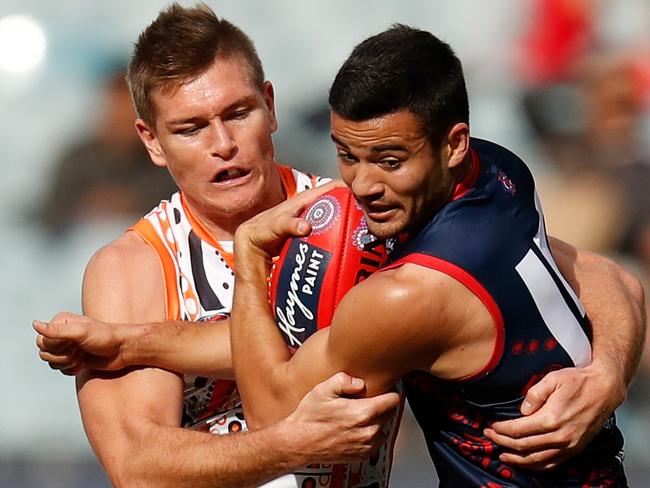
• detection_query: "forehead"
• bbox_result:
[151,57,261,122]
[330,110,427,151]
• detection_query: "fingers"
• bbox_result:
[35,332,69,354]
[34,320,64,344]
[358,391,401,419]
[498,447,568,470]
[39,343,86,374]
[316,372,366,398]
[487,409,560,440]
[290,180,343,210]
[33,319,89,343]
[484,426,565,452]
[520,372,560,415]
[270,181,341,220]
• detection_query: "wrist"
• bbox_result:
[263,419,309,471]
[235,249,272,283]
[117,322,146,367]
[585,357,627,407]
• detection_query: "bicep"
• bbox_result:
[285,274,426,399]
[77,239,184,469]
[77,367,184,470]
[549,236,640,306]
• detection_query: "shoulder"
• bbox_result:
[329,264,465,362]
[83,231,166,321]
[85,231,159,282]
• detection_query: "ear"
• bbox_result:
[262,81,278,133]
[135,119,167,168]
[445,122,470,169]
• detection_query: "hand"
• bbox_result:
[484,364,625,470]
[34,312,128,375]
[283,372,401,464]
[234,180,343,261]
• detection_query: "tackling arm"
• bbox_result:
[230,187,443,429]
[485,237,646,469]
[35,313,233,379]
[550,237,646,388]
[76,232,398,487]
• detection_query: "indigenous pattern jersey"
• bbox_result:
[382,139,627,487]
[131,164,399,488]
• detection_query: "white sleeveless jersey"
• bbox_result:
[131,164,402,488]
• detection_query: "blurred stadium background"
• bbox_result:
[0,0,648,486]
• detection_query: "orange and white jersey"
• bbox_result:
[130,164,401,488]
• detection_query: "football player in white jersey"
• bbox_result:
[33,5,399,487]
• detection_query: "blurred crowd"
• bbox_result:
[516,0,650,407]
[36,69,176,237]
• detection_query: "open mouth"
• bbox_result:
[364,204,397,221]
[213,168,250,183]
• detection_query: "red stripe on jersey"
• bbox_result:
[382,253,504,381]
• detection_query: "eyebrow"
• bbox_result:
[167,95,257,126]
[330,135,408,153]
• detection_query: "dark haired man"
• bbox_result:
[36,9,643,488]
[229,25,645,486]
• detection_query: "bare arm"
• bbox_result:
[230,187,444,428]
[75,231,398,487]
[551,237,646,388]
[485,237,646,469]
[35,313,233,379]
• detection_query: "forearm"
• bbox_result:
[231,250,301,428]
[585,260,646,385]
[551,237,647,389]
[78,369,304,488]
[123,419,306,488]
[121,320,233,378]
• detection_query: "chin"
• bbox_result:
[365,220,405,241]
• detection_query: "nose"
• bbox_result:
[350,162,383,201]
[210,119,237,160]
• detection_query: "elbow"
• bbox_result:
[98,450,138,488]
[95,423,162,488]
[241,373,301,430]
[242,395,286,430]
[618,267,646,323]
[243,410,268,430]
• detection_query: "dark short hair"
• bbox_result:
[126,3,264,128]
[329,24,469,148]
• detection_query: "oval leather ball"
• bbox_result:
[269,187,387,352]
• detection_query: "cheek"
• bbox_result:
[337,163,354,187]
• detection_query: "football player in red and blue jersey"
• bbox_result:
[231,25,646,487]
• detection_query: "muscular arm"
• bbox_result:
[232,249,427,429]
[230,190,457,429]
[36,313,233,379]
[77,231,398,487]
[551,237,646,390]
[485,237,646,468]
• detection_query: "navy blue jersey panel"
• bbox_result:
[386,138,626,487]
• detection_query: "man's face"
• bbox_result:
[331,110,454,239]
[138,57,281,226]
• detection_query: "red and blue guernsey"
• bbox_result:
[382,138,627,487]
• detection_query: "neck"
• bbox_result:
[451,151,473,189]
